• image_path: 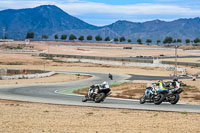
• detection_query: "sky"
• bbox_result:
[0,0,200,26]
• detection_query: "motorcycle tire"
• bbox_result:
[82,95,88,102]
[154,94,164,105]
[94,93,105,103]
[169,94,180,104]
[140,96,146,104]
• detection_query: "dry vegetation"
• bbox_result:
[0,100,200,133]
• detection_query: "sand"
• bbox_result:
[0,100,200,133]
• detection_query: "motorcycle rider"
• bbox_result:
[171,77,180,91]
[145,86,153,98]
[88,81,109,98]
[101,81,109,89]
[145,80,166,98]
[157,80,166,90]
[88,85,97,98]
[109,73,113,80]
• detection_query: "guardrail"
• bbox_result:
[162,61,200,67]
[39,53,153,63]
[39,53,200,67]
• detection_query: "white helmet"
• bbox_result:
[103,81,107,85]
[102,81,109,89]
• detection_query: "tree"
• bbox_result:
[61,34,67,40]
[69,34,77,41]
[173,39,177,44]
[54,34,58,40]
[104,36,110,41]
[177,39,182,43]
[157,40,161,45]
[137,39,142,44]
[26,32,34,39]
[78,36,84,41]
[114,38,119,43]
[2,36,7,39]
[42,35,48,40]
[146,39,152,45]
[194,38,200,44]
[185,39,190,44]
[95,35,102,41]
[163,36,173,44]
[120,37,126,42]
[128,39,132,43]
[87,35,93,41]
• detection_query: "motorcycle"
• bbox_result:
[163,81,184,104]
[82,82,111,103]
[140,83,168,105]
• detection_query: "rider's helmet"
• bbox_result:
[102,81,109,89]
[156,80,160,86]
[103,81,107,84]
[173,77,178,82]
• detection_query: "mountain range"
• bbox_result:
[0,5,200,43]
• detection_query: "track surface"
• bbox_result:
[0,71,199,113]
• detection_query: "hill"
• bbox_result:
[0,5,200,42]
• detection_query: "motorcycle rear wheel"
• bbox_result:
[169,94,180,104]
[154,94,164,105]
[95,93,105,103]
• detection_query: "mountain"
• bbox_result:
[0,5,98,39]
[0,5,200,42]
[106,18,200,42]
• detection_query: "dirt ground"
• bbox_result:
[1,41,200,58]
[0,100,200,133]
[0,41,200,133]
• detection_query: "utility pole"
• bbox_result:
[174,45,178,77]
[2,27,6,39]
[48,44,49,54]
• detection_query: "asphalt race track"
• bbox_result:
[0,71,199,113]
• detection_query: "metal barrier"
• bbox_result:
[39,53,200,67]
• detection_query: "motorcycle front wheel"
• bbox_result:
[94,93,105,103]
[154,94,164,105]
[82,95,88,102]
[140,95,146,104]
[169,94,180,104]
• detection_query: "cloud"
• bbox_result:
[58,2,200,16]
[1,0,200,16]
